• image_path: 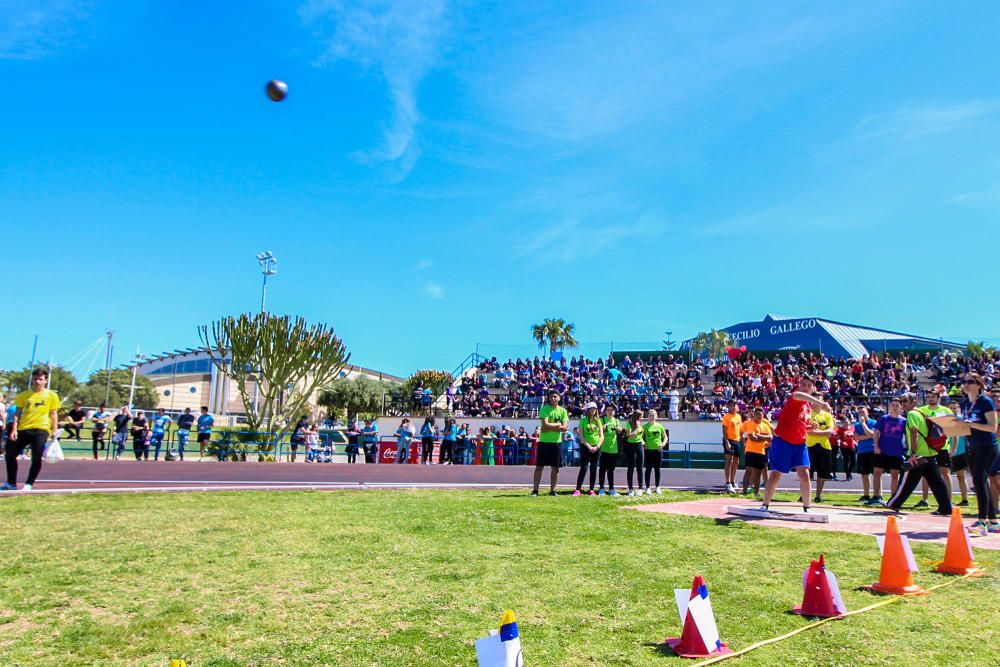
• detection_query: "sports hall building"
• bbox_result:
[133,348,404,416]
[680,314,963,359]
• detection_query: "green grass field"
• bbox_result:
[2,490,997,666]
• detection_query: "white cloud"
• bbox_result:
[414,258,433,271]
[423,282,445,299]
[950,186,1000,205]
[517,212,667,262]
[301,0,449,177]
[853,101,1000,145]
[462,3,894,143]
[0,0,93,59]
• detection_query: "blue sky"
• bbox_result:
[3,1,1000,379]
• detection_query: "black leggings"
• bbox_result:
[888,460,952,512]
[644,449,662,489]
[92,432,106,458]
[624,443,644,490]
[5,428,47,486]
[599,451,617,490]
[421,437,434,463]
[576,448,599,490]
[439,440,454,464]
[840,448,856,476]
[968,445,999,521]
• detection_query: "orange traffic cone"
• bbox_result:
[665,576,733,659]
[866,515,926,595]
[793,554,846,618]
[935,507,986,576]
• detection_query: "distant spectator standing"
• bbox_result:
[721,401,742,493]
[598,405,620,495]
[197,406,214,460]
[623,409,645,496]
[886,390,953,515]
[947,403,970,506]
[574,402,603,496]
[532,391,567,496]
[361,418,378,463]
[91,403,109,459]
[3,368,61,492]
[642,409,668,494]
[835,414,856,481]
[959,374,999,535]
[131,411,149,460]
[740,407,773,497]
[289,415,309,462]
[453,422,468,465]
[112,406,131,459]
[175,408,194,461]
[345,421,359,464]
[420,417,435,465]
[869,398,907,507]
[440,417,456,464]
[668,387,681,420]
[854,406,877,503]
[150,407,172,461]
[395,418,415,464]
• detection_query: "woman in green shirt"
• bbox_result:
[482,427,495,466]
[642,409,668,494]
[574,402,604,496]
[624,409,646,496]
[598,405,620,496]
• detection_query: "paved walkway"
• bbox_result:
[632,497,1000,550]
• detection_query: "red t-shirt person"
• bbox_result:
[775,396,811,445]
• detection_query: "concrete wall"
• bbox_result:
[371,416,726,451]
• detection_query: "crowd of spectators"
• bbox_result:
[443,350,999,421]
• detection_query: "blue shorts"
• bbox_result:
[767,436,810,474]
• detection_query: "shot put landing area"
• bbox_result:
[632,497,1000,550]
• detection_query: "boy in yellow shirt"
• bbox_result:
[4,369,61,492]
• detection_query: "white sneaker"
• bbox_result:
[22,484,32,492]
[655,487,662,494]
[627,490,636,496]
[724,483,732,493]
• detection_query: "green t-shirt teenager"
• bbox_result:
[601,416,620,454]
[533,393,568,496]
[539,404,568,443]
[579,416,603,447]
[643,422,667,450]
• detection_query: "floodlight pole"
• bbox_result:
[103,331,114,406]
[253,251,278,421]
[256,251,278,314]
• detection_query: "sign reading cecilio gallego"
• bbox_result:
[724,318,818,346]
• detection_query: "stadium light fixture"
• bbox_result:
[256,251,278,313]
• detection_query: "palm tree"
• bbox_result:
[531,318,579,357]
[690,329,733,360]
[967,340,986,358]
[662,331,676,351]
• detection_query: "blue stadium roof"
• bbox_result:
[682,314,963,359]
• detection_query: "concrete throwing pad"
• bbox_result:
[726,505,830,523]
[632,497,1000,550]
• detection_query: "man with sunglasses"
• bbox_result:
[886,391,952,515]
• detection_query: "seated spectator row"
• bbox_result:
[427,350,994,421]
